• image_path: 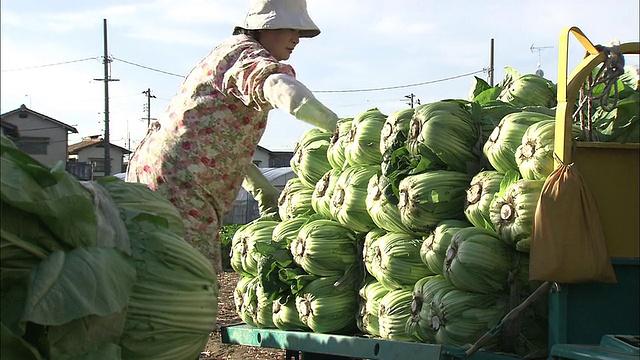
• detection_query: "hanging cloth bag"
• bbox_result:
[529,158,617,283]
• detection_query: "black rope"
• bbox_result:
[591,44,625,111]
[572,43,626,141]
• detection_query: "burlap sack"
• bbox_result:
[529,161,617,283]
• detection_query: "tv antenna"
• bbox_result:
[530,43,554,77]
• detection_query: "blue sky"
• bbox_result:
[1,0,638,152]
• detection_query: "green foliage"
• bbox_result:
[220,223,243,247]
[220,223,244,270]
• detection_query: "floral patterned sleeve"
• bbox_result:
[212,35,297,111]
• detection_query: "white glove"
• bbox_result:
[263,73,338,133]
[242,164,281,218]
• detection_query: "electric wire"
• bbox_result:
[313,69,488,93]
[1,57,100,72]
[2,55,489,95]
[111,56,185,78]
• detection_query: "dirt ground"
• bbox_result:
[199,270,287,360]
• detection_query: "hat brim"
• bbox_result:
[233,26,320,38]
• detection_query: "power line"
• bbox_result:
[313,69,487,93]
[110,58,486,93]
[1,54,488,95]
[1,54,185,78]
[112,56,185,78]
[1,57,100,72]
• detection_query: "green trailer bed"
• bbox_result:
[221,259,638,360]
[221,323,521,360]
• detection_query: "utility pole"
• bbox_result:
[126,119,132,162]
[142,88,156,127]
[489,38,495,86]
[404,93,421,108]
[93,19,119,176]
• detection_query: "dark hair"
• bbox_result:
[233,27,261,41]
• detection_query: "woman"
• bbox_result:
[126,0,338,273]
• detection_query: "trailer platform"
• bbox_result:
[221,323,522,360]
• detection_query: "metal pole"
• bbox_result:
[142,88,156,127]
[404,93,417,108]
[490,38,495,86]
[147,88,152,127]
[103,19,111,176]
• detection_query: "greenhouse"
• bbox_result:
[223,167,297,224]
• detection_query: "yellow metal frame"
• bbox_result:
[554,27,639,164]
[554,26,639,258]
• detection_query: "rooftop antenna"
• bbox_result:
[530,43,554,77]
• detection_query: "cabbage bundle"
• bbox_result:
[443,227,515,294]
[278,178,315,220]
[364,231,433,291]
[295,274,359,334]
[330,165,380,232]
[357,277,389,336]
[406,275,456,343]
[230,220,279,277]
[380,108,415,155]
[366,173,414,234]
[406,100,479,173]
[236,276,276,329]
[464,170,505,229]
[272,295,310,331]
[290,219,359,277]
[272,216,313,248]
[235,276,259,327]
[290,128,332,188]
[362,228,387,274]
[0,135,218,360]
[397,170,471,235]
[420,220,471,275]
[378,288,415,342]
[490,179,544,252]
[311,168,341,220]
[344,108,387,166]
[516,120,583,180]
[497,67,557,108]
[483,111,552,174]
[430,285,508,348]
[327,118,354,170]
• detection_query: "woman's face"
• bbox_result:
[258,29,301,61]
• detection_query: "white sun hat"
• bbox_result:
[234,0,320,38]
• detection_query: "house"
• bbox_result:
[253,145,294,168]
[0,104,78,166]
[68,135,132,180]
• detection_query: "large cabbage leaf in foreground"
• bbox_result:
[1,135,218,359]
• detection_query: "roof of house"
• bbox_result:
[261,167,295,181]
[69,137,132,154]
[0,104,79,133]
[256,144,294,155]
[234,167,297,201]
